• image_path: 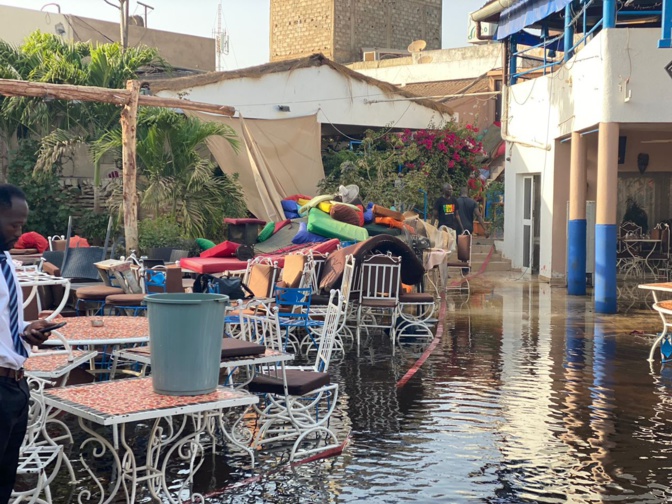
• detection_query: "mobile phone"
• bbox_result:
[37,321,67,334]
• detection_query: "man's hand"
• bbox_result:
[22,319,54,346]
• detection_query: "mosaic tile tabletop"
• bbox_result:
[45,316,149,345]
[24,350,95,377]
[43,377,258,425]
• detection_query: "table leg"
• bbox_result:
[160,414,208,504]
[76,417,123,504]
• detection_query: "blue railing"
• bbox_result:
[510,2,663,84]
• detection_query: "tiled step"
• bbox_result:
[471,259,512,272]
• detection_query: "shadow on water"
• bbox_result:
[51,278,672,503]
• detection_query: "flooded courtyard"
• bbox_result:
[53,275,672,503]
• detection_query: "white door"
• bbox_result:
[522,176,534,270]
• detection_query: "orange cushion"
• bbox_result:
[15,232,49,253]
[200,241,240,259]
[375,217,414,233]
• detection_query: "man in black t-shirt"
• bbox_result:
[433,183,463,232]
[457,187,489,237]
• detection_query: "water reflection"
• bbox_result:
[57,280,672,502]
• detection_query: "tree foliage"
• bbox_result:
[320,123,486,213]
[6,139,75,237]
[94,108,247,238]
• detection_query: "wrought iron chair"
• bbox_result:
[11,377,67,504]
[245,289,343,460]
[306,253,356,354]
[355,253,402,350]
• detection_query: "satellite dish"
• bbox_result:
[417,55,434,64]
[407,39,427,53]
[338,185,360,204]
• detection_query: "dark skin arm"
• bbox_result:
[22,319,56,347]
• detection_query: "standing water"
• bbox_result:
[54,278,672,502]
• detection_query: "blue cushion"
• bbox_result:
[363,202,375,224]
[284,210,301,219]
[281,200,299,212]
[292,222,328,245]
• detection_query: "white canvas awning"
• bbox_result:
[188,112,325,222]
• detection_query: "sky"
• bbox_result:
[0,0,485,70]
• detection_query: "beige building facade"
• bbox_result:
[0,5,215,72]
[270,0,442,64]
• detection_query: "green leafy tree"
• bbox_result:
[320,123,485,213]
[6,139,75,237]
[0,31,169,210]
[94,108,247,238]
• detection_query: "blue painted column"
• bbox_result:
[603,0,617,29]
[564,3,575,62]
[568,132,587,295]
[659,0,672,47]
[595,123,619,314]
[509,35,518,85]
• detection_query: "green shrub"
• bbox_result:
[7,139,76,237]
[138,216,188,253]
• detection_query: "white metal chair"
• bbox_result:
[245,290,343,460]
[355,253,402,350]
[305,253,356,354]
[10,377,65,504]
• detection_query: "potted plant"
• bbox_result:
[139,216,191,261]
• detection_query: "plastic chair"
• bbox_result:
[274,286,322,353]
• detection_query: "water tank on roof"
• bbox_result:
[130,15,144,27]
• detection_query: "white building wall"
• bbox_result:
[502,28,672,278]
[156,66,451,130]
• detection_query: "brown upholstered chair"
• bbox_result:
[445,231,472,295]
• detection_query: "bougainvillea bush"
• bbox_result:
[319,122,486,213]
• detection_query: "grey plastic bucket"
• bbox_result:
[145,293,228,396]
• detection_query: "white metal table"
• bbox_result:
[44,377,258,504]
[113,344,294,387]
[638,282,672,362]
[17,269,71,320]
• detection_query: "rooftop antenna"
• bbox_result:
[213,1,230,71]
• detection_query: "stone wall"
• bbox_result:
[334,0,442,63]
[270,0,441,64]
[270,0,334,61]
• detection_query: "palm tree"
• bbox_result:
[94,108,247,238]
[0,31,169,210]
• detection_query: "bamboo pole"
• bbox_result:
[121,80,140,254]
[0,79,236,116]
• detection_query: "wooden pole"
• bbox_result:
[121,80,140,254]
[0,79,236,116]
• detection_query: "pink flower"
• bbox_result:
[448,160,455,168]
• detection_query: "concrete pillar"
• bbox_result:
[568,132,587,295]
[595,122,619,314]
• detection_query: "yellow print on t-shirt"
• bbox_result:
[443,204,455,214]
